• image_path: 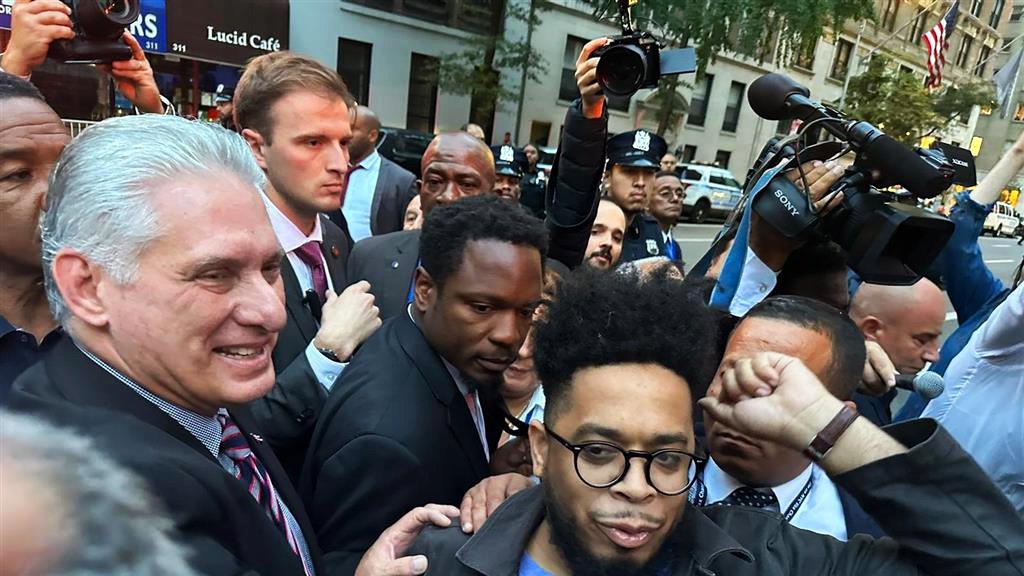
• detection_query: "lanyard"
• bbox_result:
[691,468,815,522]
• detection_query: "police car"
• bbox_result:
[675,163,743,224]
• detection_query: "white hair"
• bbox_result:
[0,410,199,575]
[41,115,266,327]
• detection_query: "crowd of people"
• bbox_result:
[1,2,1024,575]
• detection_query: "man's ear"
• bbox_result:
[528,421,549,479]
[52,249,111,329]
[859,316,884,342]
[241,128,269,171]
[412,266,435,314]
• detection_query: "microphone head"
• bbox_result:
[913,371,945,400]
[748,73,810,120]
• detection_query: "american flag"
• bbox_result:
[922,0,960,88]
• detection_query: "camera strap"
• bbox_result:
[691,155,792,312]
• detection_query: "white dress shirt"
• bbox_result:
[702,457,848,541]
[261,192,345,390]
[728,247,778,316]
[921,283,1024,514]
[342,150,383,242]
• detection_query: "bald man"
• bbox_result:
[848,279,946,425]
[330,105,417,241]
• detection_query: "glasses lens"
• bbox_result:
[575,443,627,487]
[648,451,695,494]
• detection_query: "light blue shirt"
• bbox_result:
[343,150,383,242]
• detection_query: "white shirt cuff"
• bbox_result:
[728,247,778,317]
[304,342,347,391]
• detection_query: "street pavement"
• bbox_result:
[672,223,1024,339]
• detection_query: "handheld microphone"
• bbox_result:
[894,371,945,400]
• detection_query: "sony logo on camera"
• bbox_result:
[773,187,801,217]
[206,26,282,52]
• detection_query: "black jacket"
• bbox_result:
[347,100,607,320]
[300,312,505,575]
[327,155,418,237]
[621,213,668,264]
[8,337,321,576]
[248,215,352,484]
[409,420,1024,575]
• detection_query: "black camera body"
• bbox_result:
[592,0,696,97]
[48,0,140,64]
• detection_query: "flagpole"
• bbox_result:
[975,32,1024,73]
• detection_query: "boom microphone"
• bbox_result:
[894,371,945,400]
[747,73,952,198]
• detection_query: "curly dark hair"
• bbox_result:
[419,194,549,290]
[534,267,720,423]
[0,72,45,102]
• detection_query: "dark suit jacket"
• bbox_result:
[328,155,418,237]
[8,337,321,576]
[301,312,502,575]
[346,229,420,320]
[248,215,351,483]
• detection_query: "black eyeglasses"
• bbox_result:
[544,425,703,496]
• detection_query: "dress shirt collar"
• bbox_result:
[354,149,381,171]
[704,456,814,512]
[260,191,324,254]
[75,341,223,457]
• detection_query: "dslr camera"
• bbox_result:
[48,0,140,64]
[593,0,697,97]
[736,73,974,285]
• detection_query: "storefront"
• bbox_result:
[1,0,289,122]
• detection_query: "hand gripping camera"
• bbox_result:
[47,0,140,64]
[592,0,697,97]
[736,73,973,285]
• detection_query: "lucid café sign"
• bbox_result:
[166,0,288,64]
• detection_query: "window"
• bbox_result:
[794,42,816,70]
[1011,2,1024,22]
[679,166,703,181]
[529,121,551,145]
[831,39,854,80]
[347,0,499,35]
[687,74,714,127]
[956,35,974,68]
[407,53,438,133]
[989,0,1007,27]
[909,9,929,43]
[722,81,745,132]
[975,45,992,76]
[714,150,732,170]
[970,0,985,17]
[680,145,697,163]
[710,173,741,188]
[559,36,628,112]
[881,0,900,31]
[337,38,372,106]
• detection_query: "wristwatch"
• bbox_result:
[314,342,341,363]
[803,405,859,461]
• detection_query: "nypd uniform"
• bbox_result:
[606,129,668,263]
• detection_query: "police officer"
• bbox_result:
[214,85,237,132]
[604,129,668,263]
[520,144,547,219]
[490,144,529,203]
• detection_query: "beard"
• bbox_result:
[542,480,687,576]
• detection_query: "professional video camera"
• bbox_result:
[592,0,697,97]
[735,73,975,285]
[48,0,140,64]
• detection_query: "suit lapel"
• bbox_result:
[394,313,490,479]
[369,160,388,237]
[281,258,318,343]
[318,216,349,290]
[45,337,216,461]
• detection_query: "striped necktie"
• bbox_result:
[218,414,309,573]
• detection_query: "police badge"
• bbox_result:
[646,238,660,255]
[500,146,515,162]
[633,130,651,153]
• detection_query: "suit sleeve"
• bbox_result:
[247,354,326,453]
[308,434,428,576]
[394,171,418,234]
[544,99,607,269]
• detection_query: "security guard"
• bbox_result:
[490,144,529,203]
[604,129,668,263]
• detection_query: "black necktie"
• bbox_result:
[721,486,780,512]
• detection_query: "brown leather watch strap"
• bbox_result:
[803,405,859,462]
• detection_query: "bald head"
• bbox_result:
[850,279,946,373]
[419,132,496,215]
[349,105,382,162]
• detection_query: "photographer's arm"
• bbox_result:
[0,0,75,78]
[970,130,1024,205]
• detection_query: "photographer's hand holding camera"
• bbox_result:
[1,0,164,113]
[574,37,611,119]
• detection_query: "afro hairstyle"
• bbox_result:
[419,194,549,290]
[534,266,720,423]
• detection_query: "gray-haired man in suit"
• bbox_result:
[330,105,418,241]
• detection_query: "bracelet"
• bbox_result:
[803,405,859,462]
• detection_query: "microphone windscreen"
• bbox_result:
[860,134,952,198]
[913,371,945,400]
[748,73,810,120]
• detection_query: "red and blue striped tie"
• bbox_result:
[218,414,309,574]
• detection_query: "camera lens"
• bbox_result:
[98,0,130,17]
[77,0,141,37]
[596,45,647,97]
